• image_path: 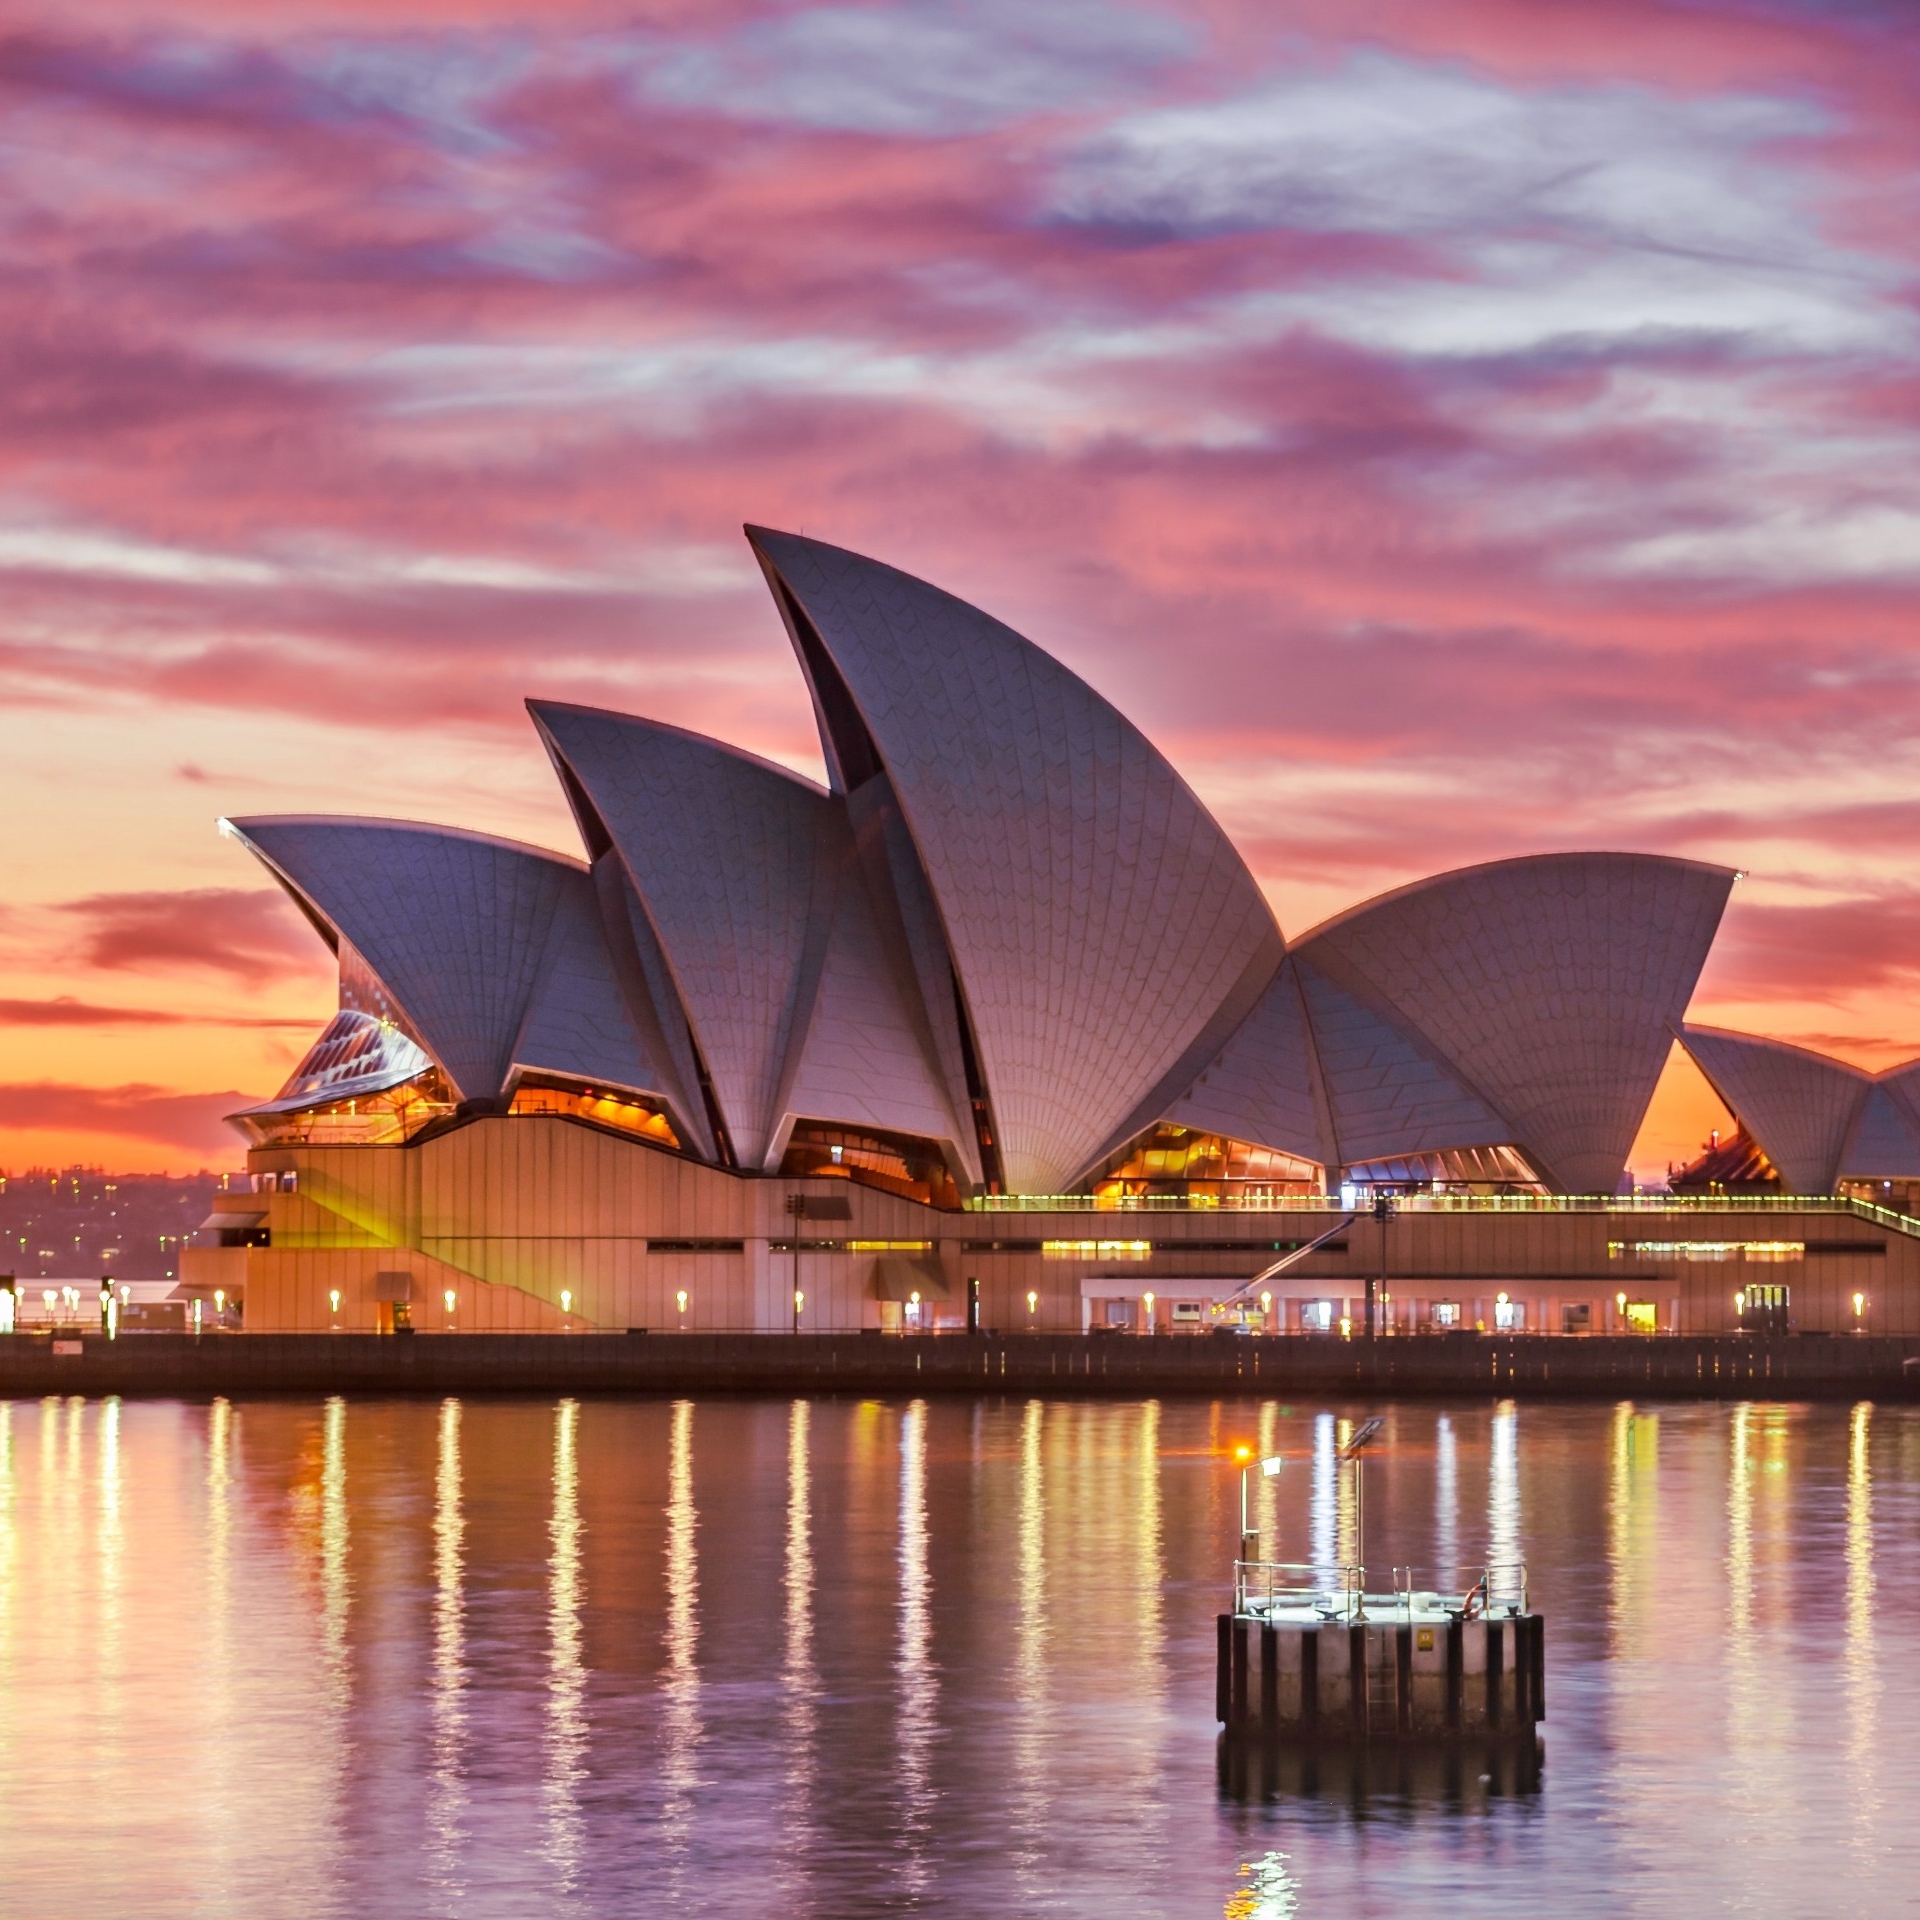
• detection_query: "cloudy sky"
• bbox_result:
[4,0,1919,1175]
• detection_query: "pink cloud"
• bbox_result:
[56,888,321,980]
[0,1081,250,1154]
[4,0,1920,1163]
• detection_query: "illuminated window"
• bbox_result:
[1090,1125,1318,1204]
[1343,1145,1544,1195]
[1624,1300,1658,1333]
[847,1240,934,1254]
[236,1065,456,1148]
[1611,1240,1804,1263]
[779,1121,960,1208]
[1300,1299,1335,1332]
[1042,1240,1152,1260]
[509,1079,680,1147]
[1432,1300,1461,1328]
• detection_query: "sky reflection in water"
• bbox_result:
[0,1393,1916,1916]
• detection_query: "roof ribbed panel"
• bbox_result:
[1295,957,1511,1165]
[228,817,577,1103]
[1159,959,1330,1163]
[781,855,972,1155]
[1300,854,1733,1193]
[512,867,677,1109]
[750,527,1283,1194]
[531,703,841,1168]
[1677,1024,1870,1192]
[1839,1083,1920,1181]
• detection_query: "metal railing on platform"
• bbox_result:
[965,1190,1920,1239]
[1234,1558,1530,1621]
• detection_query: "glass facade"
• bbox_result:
[1339,1144,1544,1195]
[779,1121,962,1209]
[507,1079,680,1148]
[1089,1125,1319,1203]
[235,1066,457,1148]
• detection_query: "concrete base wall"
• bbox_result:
[1,1331,1916,1400]
[1220,1612,1546,1740]
[199,1115,1920,1340]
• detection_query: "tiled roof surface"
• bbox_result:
[229,817,578,1102]
[1676,1023,1870,1194]
[753,529,1281,1193]
[1159,960,1330,1162]
[1302,854,1733,1192]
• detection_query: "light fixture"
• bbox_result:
[676,1289,689,1319]
[1735,1290,1745,1315]
[560,1288,572,1314]
[1853,1291,1866,1317]
[214,1289,225,1314]
[444,1289,456,1314]
[1616,1291,1627,1311]
[1143,1290,1156,1327]
[328,1288,341,1314]
[1026,1289,1038,1316]
[793,1288,805,1317]
[1259,1289,1272,1314]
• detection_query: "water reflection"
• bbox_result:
[0,1395,1913,1918]
[544,1396,586,1893]
[1310,1411,1335,1572]
[662,1396,701,1880]
[1135,1398,1163,1690]
[429,1397,466,1905]
[1225,1849,1299,1919]
[780,1398,816,1899]
[896,1397,936,1894]
[321,1394,349,1701]
[1434,1414,1457,1583]
[1489,1400,1520,1586]
[1847,1402,1876,1854]
[1012,1397,1048,1885]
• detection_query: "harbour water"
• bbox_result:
[0,1393,1912,1916]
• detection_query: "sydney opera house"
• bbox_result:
[183,529,1920,1336]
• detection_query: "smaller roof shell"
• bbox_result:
[226,816,585,1105]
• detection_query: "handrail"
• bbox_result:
[1234,1558,1530,1619]
[963,1192,1920,1238]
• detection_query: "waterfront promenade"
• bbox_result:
[0,1331,1913,1399]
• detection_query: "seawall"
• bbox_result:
[0,1331,1915,1399]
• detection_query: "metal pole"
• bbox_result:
[1353,1455,1365,1619]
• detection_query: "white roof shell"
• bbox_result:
[228,817,581,1104]
[1676,1024,1868,1193]
[751,528,1283,1194]
[532,701,970,1171]
[1678,1025,1920,1190]
[1296,853,1734,1193]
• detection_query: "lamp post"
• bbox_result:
[1368,1192,1395,1340]
[785,1194,807,1333]
[1142,1289,1156,1334]
[1232,1445,1284,1562]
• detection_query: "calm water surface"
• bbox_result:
[0,1392,1913,1917]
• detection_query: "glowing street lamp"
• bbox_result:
[1854,1291,1867,1329]
[444,1288,457,1325]
[1142,1289,1156,1333]
[1232,1444,1284,1560]
[559,1288,572,1325]
[1026,1289,1038,1321]
[676,1288,689,1329]
[328,1288,341,1322]
[793,1287,805,1324]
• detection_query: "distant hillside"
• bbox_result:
[0,1167,249,1285]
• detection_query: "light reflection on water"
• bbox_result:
[1,1394,1918,1917]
